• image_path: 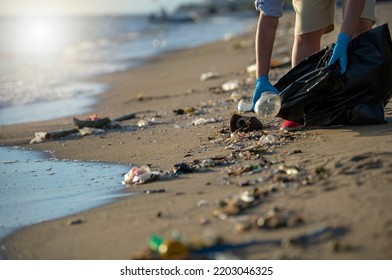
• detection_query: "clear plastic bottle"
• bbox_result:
[237,99,252,113]
[254,91,281,119]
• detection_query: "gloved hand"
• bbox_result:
[251,75,279,112]
[328,32,351,74]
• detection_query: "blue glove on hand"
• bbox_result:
[328,32,350,74]
[251,76,279,112]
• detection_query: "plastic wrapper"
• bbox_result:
[122,166,159,185]
[274,24,392,127]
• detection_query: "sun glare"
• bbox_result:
[14,17,66,56]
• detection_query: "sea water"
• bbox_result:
[0,146,132,241]
[0,11,257,125]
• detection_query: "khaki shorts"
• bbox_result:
[293,0,376,35]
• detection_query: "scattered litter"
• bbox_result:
[29,129,78,144]
[229,91,247,102]
[246,63,256,75]
[69,219,84,225]
[73,116,111,129]
[78,127,105,136]
[221,80,240,92]
[257,207,303,229]
[173,162,195,174]
[200,72,220,81]
[213,189,268,218]
[192,118,218,126]
[122,165,162,185]
[259,134,276,144]
[229,113,263,133]
[144,189,166,194]
[29,112,136,144]
[137,119,149,127]
[270,56,291,68]
[133,225,348,259]
[173,107,195,115]
[138,117,163,127]
[196,199,209,207]
[237,99,252,113]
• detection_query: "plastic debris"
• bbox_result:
[237,99,252,113]
[159,240,189,259]
[276,25,392,126]
[200,72,220,81]
[229,91,247,102]
[221,80,240,92]
[192,118,217,126]
[78,127,105,136]
[144,234,189,260]
[254,91,281,120]
[137,119,149,127]
[246,63,257,75]
[134,226,348,259]
[259,134,276,144]
[122,165,161,185]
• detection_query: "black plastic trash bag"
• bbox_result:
[274,24,392,127]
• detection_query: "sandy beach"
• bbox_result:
[1,3,392,260]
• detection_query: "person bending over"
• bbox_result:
[252,0,375,130]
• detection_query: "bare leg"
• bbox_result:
[292,28,325,67]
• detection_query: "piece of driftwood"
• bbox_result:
[45,128,79,139]
[29,129,79,144]
[30,112,137,144]
[113,112,136,122]
[73,112,136,128]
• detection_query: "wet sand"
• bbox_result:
[1,4,392,259]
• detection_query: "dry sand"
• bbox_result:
[1,3,392,260]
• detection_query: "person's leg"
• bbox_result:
[281,0,334,130]
[291,0,335,66]
[292,28,325,67]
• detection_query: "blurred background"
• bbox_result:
[0,0,277,125]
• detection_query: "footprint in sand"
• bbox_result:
[335,152,392,175]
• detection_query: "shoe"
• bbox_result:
[280,120,303,131]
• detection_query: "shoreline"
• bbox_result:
[1,5,392,260]
[0,10,258,127]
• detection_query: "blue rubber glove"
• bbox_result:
[251,75,279,112]
[328,32,351,74]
